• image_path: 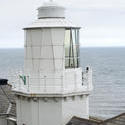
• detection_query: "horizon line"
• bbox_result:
[0,46,125,49]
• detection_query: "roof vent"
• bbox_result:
[38,1,65,19]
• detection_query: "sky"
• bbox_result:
[0,0,125,48]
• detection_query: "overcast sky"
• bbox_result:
[0,0,125,48]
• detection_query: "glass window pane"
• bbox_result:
[76,45,80,57]
[65,29,80,68]
[74,57,77,67]
[73,45,77,57]
[65,30,70,57]
[67,57,74,68]
[71,29,76,45]
[77,57,80,67]
[65,58,69,68]
[75,29,79,45]
[70,58,74,68]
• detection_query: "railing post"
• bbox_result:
[88,67,93,91]
[44,76,47,92]
[39,76,41,92]
[12,82,15,89]
[74,72,77,92]
[27,76,30,92]
[19,75,21,91]
[82,71,84,86]
[61,75,63,93]
[86,66,93,91]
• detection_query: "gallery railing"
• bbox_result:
[10,67,93,94]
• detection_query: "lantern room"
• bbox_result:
[65,28,80,68]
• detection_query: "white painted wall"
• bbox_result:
[0,117,15,125]
[16,97,32,125]
[16,97,62,125]
[16,95,89,125]
[62,95,89,125]
[24,28,65,74]
[0,117,7,125]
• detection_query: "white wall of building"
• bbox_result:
[16,95,89,125]
[0,117,7,125]
[62,95,89,125]
[24,28,65,74]
[0,117,16,125]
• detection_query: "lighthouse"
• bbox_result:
[13,1,93,125]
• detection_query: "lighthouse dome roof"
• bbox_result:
[37,1,65,19]
[24,1,80,29]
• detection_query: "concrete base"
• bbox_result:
[16,94,89,125]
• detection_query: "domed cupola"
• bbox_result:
[37,1,65,19]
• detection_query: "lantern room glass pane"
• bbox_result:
[65,28,80,68]
[65,30,70,57]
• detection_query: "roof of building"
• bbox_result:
[0,85,16,117]
[24,18,80,29]
[66,116,101,125]
[67,113,125,125]
[101,113,125,125]
[37,1,65,19]
[24,1,80,29]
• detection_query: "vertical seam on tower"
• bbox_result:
[51,28,56,71]
[30,30,33,75]
[39,29,43,91]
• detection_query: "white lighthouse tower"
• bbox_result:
[13,1,93,125]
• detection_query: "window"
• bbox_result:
[65,28,80,68]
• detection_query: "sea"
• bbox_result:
[0,47,125,119]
